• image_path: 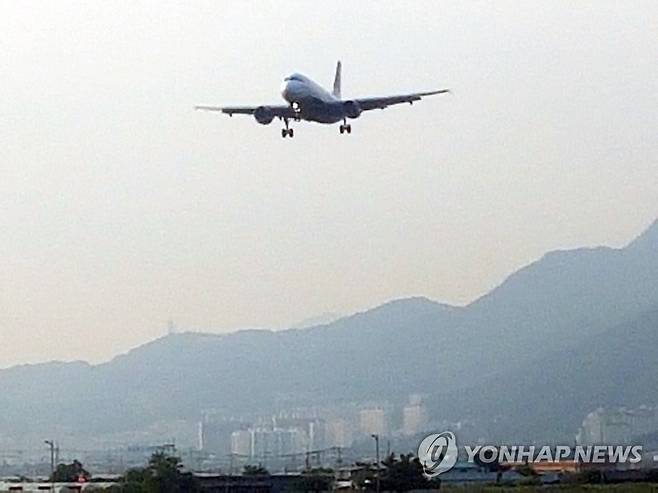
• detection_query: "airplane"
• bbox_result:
[195,61,450,138]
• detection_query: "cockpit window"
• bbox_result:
[284,74,304,82]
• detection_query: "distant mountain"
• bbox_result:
[465,219,658,361]
[290,312,344,329]
[433,306,658,443]
[627,219,658,253]
[0,219,656,446]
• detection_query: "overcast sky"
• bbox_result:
[0,1,656,367]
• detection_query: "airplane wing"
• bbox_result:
[355,89,450,111]
[194,104,297,118]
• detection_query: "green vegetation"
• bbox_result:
[352,453,440,493]
[380,453,441,492]
[290,467,334,492]
[112,452,198,493]
[242,464,270,476]
[49,460,91,483]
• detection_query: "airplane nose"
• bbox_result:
[280,80,293,101]
[281,79,303,103]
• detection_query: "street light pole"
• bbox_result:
[44,440,55,491]
[371,434,380,493]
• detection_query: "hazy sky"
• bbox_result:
[1,1,656,367]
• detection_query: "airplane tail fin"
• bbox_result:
[332,61,342,99]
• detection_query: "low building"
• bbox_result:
[194,473,303,493]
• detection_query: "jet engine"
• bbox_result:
[254,106,275,125]
[343,100,362,119]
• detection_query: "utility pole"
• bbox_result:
[225,454,234,493]
[371,434,380,493]
[44,440,55,491]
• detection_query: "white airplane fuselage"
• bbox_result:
[280,73,348,124]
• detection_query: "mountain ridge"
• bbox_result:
[5,219,656,372]
[0,218,656,446]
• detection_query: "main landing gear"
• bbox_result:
[339,120,352,135]
[281,118,294,138]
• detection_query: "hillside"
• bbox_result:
[0,219,656,445]
[432,307,658,443]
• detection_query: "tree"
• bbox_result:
[114,452,198,493]
[50,460,91,483]
[291,468,334,493]
[379,453,439,493]
[351,462,376,491]
[242,464,269,476]
[119,468,148,493]
[472,447,510,484]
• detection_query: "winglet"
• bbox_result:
[333,61,342,99]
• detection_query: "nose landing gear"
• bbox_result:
[281,119,294,138]
[339,120,352,135]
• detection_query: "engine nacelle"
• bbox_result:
[254,106,275,125]
[343,100,362,119]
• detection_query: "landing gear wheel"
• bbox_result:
[346,124,352,134]
[339,125,345,134]
[282,119,293,138]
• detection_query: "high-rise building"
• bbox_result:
[326,418,353,448]
[577,406,658,445]
[199,420,239,454]
[359,408,387,437]
[402,403,428,436]
[230,430,252,457]
[274,417,326,451]
[231,426,310,459]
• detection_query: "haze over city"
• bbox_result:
[1,1,657,368]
